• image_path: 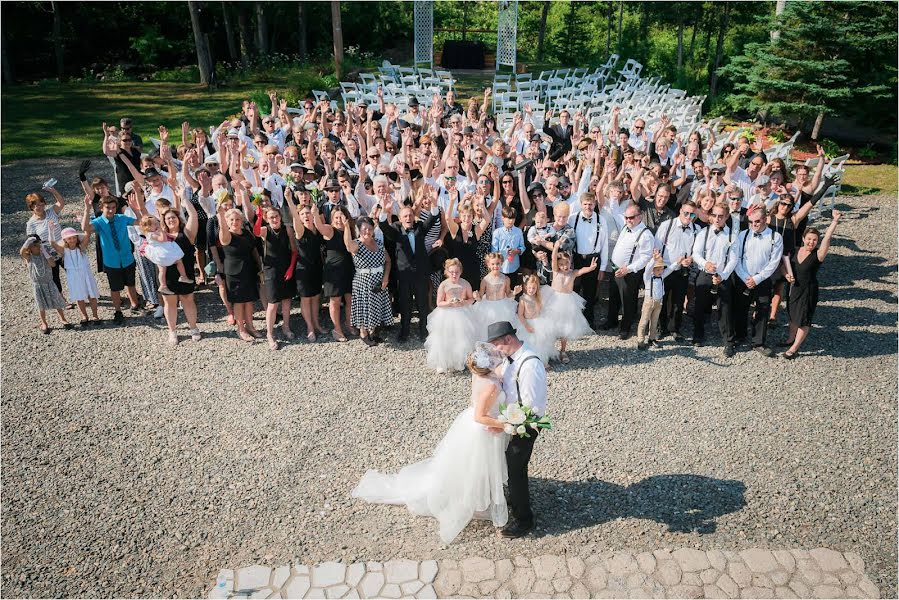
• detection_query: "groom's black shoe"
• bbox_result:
[500,520,534,539]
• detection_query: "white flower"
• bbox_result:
[503,424,515,435]
[516,425,526,435]
[529,422,539,430]
[504,404,527,425]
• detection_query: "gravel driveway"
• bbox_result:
[2,158,896,598]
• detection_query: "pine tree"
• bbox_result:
[718,1,896,139]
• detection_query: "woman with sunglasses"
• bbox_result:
[102,122,142,195]
[767,189,818,327]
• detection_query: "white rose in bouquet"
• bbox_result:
[504,404,527,425]
[503,424,515,435]
[516,425,526,435]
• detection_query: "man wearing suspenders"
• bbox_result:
[733,205,784,357]
[692,204,739,355]
[567,194,609,329]
[610,206,654,340]
[654,200,699,342]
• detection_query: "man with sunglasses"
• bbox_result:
[610,206,654,340]
[691,203,739,353]
[102,122,143,196]
[732,205,783,357]
[654,201,700,342]
[119,118,143,153]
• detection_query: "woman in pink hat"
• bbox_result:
[49,201,101,326]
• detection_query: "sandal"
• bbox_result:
[559,351,571,364]
[246,329,263,339]
[332,330,348,343]
[307,331,317,342]
[40,326,51,335]
[361,336,377,347]
[267,337,279,351]
[783,350,797,360]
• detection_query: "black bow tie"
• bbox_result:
[507,356,513,364]
[626,228,633,234]
[754,232,763,238]
[581,215,592,222]
[681,225,690,231]
[714,229,723,234]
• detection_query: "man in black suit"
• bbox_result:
[542,109,573,161]
[378,200,440,342]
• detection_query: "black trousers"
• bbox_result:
[602,274,621,325]
[396,270,430,336]
[573,254,598,327]
[616,271,642,333]
[733,277,772,347]
[506,429,539,524]
[694,272,735,343]
[661,269,690,334]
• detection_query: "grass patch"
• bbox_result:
[1,80,286,163]
[841,164,898,196]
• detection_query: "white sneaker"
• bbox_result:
[153,306,164,319]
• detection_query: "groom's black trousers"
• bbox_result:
[506,429,539,525]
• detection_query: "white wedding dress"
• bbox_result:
[351,375,511,543]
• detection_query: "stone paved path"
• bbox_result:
[208,548,880,599]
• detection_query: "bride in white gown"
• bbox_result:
[351,343,511,544]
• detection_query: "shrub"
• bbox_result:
[820,138,842,159]
[151,66,199,83]
[857,145,877,160]
[767,128,788,143]
[130,26,173,65]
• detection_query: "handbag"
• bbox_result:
[204,261,217,278]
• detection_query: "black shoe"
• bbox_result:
[128,305,142,315]
[754,345,775,358]
[637,342,649,350]
[775,339,794,348]
[657,330,669,340]
[500,520,535,539]
[723,344,736,358]
[371,334,384,344]
[113,310,124,325]
[361,336,378,347]
[783,350,798,360]
[672,333,685,343]
[692,338,703,347]
[600,320,618,330]
[618,330,631,341]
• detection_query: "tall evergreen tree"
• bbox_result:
[719,1,896,139]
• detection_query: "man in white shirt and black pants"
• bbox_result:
[654,200,699,342]
[692,204,739,355]
[568,194,608,329]
[489,321,548,539]
[610,205,655,339]
[732,205,784,357]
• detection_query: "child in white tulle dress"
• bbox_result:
[473,252,521,340]
[425,258,479,373]
[139,215,192,295]
[50,227,100,326]
[516,274,557,364]
[543,239,598,364]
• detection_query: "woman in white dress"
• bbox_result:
[352,343,511,544]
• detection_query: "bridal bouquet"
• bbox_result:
[498,403,552,438]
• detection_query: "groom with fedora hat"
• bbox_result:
[487,321,548,538]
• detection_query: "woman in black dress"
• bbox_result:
[285,190,327,341]
[257,206,297,350]
[159,184,202,345]
[313,204,356,342]
[767,193,817,326]
[445,194,490,292]
[782,210,841,359]
[207,192,238,326]
[217,204,262,342]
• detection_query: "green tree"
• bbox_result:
[718,0,896,139]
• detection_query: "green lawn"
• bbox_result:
[841,164,898,196]
[1,80,285,163]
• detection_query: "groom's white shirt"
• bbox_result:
[502,343,548,416]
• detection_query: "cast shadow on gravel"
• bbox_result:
[824,251,896,290]
[529,474,747,537]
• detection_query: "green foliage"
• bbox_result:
[129,26,174,65]
[819,139,843,159]
[766,128,788,143]
[734,128,755,144]
[151,66,200,83]
[857,146,878,161]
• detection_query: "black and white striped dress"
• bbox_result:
[350,240,394,329]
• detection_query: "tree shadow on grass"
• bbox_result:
[530,474,747,537]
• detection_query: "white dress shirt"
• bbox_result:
[729,168,760,207]
[643,263,677,301]
[655,218,698,267]
[733,227,784,284]
[501,343,548,416]
[611,222,654,273]
[692,225,738,280]
[567,212,608,270]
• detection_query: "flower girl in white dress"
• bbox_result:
[425,258,479,373]
[352,343,511,544]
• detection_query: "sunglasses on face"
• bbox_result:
[748,219,763,224]
[633,125,644,130]
[502,179,513,184]
[121,139,132,143]
[713,213,727,219]
[445,176,456,182]
[682,212,696,218]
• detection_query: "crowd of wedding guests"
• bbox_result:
[22,86,843,364]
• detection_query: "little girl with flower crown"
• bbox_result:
[542,239,597,364]
[473,252,521,340]
[139,214,194,295]
[425,258,479,373]
[515,274,555,364]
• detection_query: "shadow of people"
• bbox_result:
[530,474,747,537]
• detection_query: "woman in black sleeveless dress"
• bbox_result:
[768,195,817,326]
[313,204,356,342]
[217,204,262,342]
[258,206,297,350]
[445,194,490,292]
[285,191,327,341]
[782,211,841,359]
[158,188,202,345]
